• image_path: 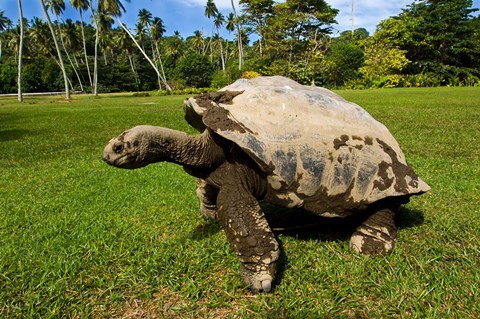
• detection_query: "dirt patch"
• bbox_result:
[194,91,254,134]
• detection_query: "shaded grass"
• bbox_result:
[0,88,479,318]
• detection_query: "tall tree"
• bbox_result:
[71,0,93,88]
[96,12,113,65]
[0,11,13,61]
[40,0,70,99]
[137,9,161,90]
[17,0,24,102]
[204,0,218,56]
[101,1,170,90]
[214,12,226,71]
[263,0,337,63]
[239,0,274,56]
[401,0,480,77]
[115,26,139,88]
[230,0,243,69]
[46,0,84,92]
[150,16,170,90]
[189,30,205,54]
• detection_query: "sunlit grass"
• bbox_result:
[0,87,479,318]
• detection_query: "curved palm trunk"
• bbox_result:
[149,40,162,90]
[230,0,243,70]
[126,51,140,89]
[216,27,225,72]
[118,18,171,91]
[79,10,92,88]
[17,0,24,102]
[55,14,84,93]
[40,0,70,100]
[153,40,171,91]
[89,5,99,96]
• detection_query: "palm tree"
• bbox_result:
[136,9,170,90]
[115,27,139,89]
[96,13,113,65]
[190,30,205,54]
[134,22,146,50]
[46,0,84,93]
[29,17,54,56]
[150,16,170,90]
[62,19,85,88]
[137,8,152,31]
[40,0,70,99]
[70,0,92,88]
[6,26,20,60]
[229,0,243,69]
[100,1,168,91]
[214,12,225,72]
[89,3,99,95]
[17,0,24,102]
[0,10,13,61]
[204,0,218,56]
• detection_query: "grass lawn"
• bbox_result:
[0,87,479,318]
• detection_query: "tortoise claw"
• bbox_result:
[261,279,272,293]
[240,263,276,293]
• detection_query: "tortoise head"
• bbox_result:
[102,125,168,169]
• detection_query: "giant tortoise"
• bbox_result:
[102,76,430,292]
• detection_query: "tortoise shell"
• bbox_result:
[184,76,430,210]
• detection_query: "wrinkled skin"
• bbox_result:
[103,125,400,292]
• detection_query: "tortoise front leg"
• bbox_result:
[196,178,219,220]
[217,185,279,293]
[350,208,397,255]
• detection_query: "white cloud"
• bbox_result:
[176,0,240,10]
[175,0,411,34]
[328,0,413,35]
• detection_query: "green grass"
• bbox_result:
[0,87,479,318]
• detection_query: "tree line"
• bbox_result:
[1,0,479,99]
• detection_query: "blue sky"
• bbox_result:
[2,0,480,39]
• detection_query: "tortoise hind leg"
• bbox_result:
[349,208,397,255]
[196,178,219,220]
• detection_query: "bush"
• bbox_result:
[210,71,232,89]
[241,71,261,79]
[175,53,215,88]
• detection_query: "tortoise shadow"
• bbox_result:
[0,129,31,142]
[190,205,425,242]
[266,204,425,241]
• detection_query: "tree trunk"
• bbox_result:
[149,39,162,90]
[216,27,225,72]
[89,5,99,96]
[230,0,243,70]
[127,51,140,90]
[79,10,92,88]
[118,18,171,91]
[55,13,84,93]
[153,40,171,90]
[40,0,70,100]
[17,0,24,102]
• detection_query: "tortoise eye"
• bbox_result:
[113,143,124,153]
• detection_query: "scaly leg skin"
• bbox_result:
[217,185,279,293]
[195,178,219,220]
[350,208,397,256]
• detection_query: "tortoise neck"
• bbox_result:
[142,127,225,169]
[176,128,226,169]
